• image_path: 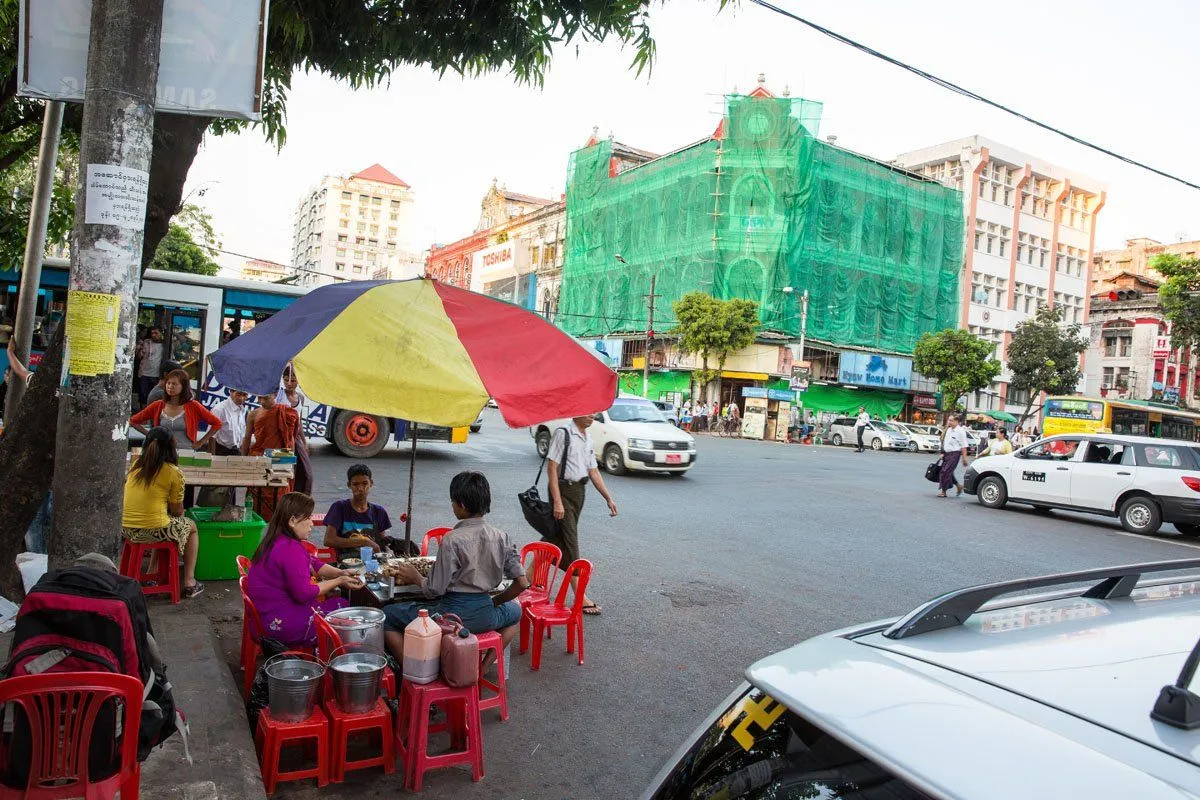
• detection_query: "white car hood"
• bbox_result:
[609,421,692,443]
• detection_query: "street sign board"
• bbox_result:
[1153,336,1171,358]
[18,0,269,120]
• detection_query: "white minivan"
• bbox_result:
[964,433,1200,535]
[531,395,696,476]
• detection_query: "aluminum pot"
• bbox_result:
[324,607,385,654]
[329,650,388,714]
[264,652,324,722]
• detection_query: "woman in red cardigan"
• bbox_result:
[129,369,222,450]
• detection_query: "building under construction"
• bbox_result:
[558,86,965,413]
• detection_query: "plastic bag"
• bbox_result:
[245,637,291,728]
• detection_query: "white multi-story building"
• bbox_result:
[290,164,422,287]
[896,136,1107,416]
[239,258,290,283]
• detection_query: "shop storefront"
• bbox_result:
[470,240,536,309]
[909,393,940,424]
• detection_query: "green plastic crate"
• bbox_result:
[187,507,266,581]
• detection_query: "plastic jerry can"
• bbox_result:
[437,616,479,688]
[402,609,442,685]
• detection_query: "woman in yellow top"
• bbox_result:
[978,427,1014,458]
[122,426,204,598]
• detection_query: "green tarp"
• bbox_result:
[795,384,905,418]
[559,93,964,354]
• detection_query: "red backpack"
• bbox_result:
[1,567,188,783]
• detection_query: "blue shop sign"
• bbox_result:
[741,387,796,402]
[839,351,913,391]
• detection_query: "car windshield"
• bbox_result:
[877,422,904,433]
[648,686,931,799]
[608,399,669,423]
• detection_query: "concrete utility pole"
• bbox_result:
[5,101,64,420]
[50,0,164,568]
[644,274,658,399]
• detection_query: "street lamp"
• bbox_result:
[782,286,809,365]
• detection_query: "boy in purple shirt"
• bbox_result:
[323,463,394,559]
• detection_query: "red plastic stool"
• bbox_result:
[119,540,180,604]
[325,697,395,782]
[396,678,484,791]
[255,707,330,795]
[475,631,508,721]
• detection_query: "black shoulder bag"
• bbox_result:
[518,427,570,538]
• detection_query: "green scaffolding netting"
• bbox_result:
[559,94,964,354]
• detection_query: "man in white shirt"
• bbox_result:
[853,406,870,452]
[210,389,250,456]
[939,413,971,497]
[547,415,619,615]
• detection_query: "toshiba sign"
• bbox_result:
[479,247,512,268]
[471,240,529,293]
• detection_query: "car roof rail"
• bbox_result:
[883,558,1200,640]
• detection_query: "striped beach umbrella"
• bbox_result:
[210,279,617,428]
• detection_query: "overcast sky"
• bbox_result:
[183,0,1200,275]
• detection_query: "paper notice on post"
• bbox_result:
[84,164,149,229]
[65,291,120,376]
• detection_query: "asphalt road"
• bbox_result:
[278,409,1200,799]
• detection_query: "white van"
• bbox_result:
[531,395,696,476]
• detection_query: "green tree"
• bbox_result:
[671,292,759,402]
[149,226,219,276]
[149,204,221,276]
[912,329,1001,414]
[1007,305,1088,426]
[0,0,670,598]
[0,144,77,271]
[1152,253,1200,351]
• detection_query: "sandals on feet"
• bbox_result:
[582,602,603,616]
[183,582,205,599]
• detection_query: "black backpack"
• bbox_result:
[1,567,189,784]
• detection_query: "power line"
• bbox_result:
[747,0,1200,192]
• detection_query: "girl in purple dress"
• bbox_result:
[246,492,363,647]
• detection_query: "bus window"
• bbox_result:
[1163,417,1199,442]
[168,312,203,380]
[1112,407,1150,436]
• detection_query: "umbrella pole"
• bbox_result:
[404,422,417,547]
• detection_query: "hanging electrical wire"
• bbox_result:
[748,0,1200,192]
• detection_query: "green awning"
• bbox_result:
[985,410,1018,423]
[795,384,905,418]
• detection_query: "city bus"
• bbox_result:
[1041,396,1200,442]
[0,259,468,457]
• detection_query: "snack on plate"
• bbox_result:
[380,556,435,578]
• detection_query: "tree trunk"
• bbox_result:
[0,113,208,581]
[0,324,64,600]
[48,0,164,570]
[142,114,211,269]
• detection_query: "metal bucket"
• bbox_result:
[329,650,388,714]
[324,607,385,654]
[265,652,325,723]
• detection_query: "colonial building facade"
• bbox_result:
[1084,272,1198,408]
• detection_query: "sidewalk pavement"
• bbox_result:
[141,593,266,800]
